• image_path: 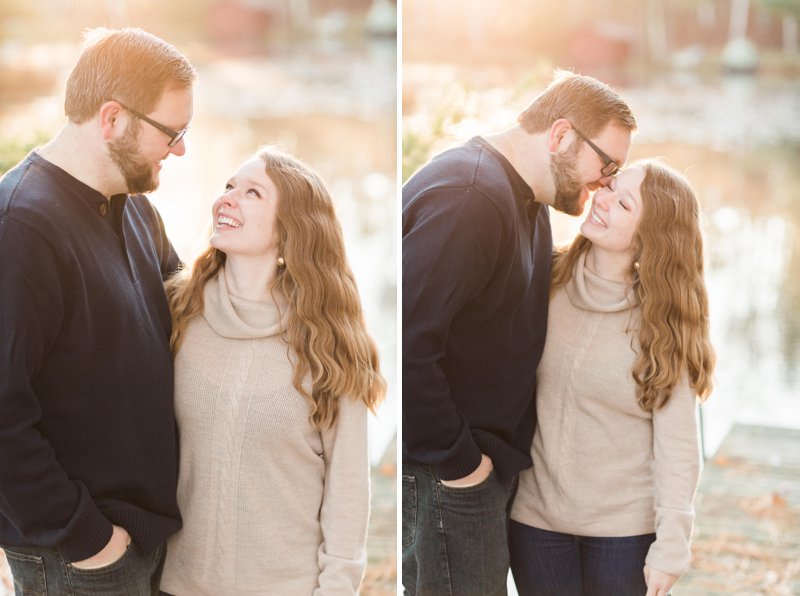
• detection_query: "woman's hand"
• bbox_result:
[440,454,493,488]
[644,564,677,596]
[71,525,131,570]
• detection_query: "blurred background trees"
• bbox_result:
[0,0,398,465]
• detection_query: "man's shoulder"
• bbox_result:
[405,138,514,195]
[403,138,521,221]
[0,155,34,210]
[0,155,65,227]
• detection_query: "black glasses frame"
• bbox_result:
[570,124,619,177]
[112,99,188,147]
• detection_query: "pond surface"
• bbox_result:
[0,37,398,464]
[404,65,800,457]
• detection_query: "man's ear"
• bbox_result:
[547,118,572,152]
[99,100,125,141]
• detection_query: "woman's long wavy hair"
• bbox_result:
[550,159,715,410]
[167,147,386,429]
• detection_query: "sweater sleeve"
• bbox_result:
[315,396,370,595]
[402,187,504,479]
[145,197,181,278]
[645,375,701,577]
[0,216,114,562]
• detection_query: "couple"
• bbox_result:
[0,28,384,595]
[402,71,716,595]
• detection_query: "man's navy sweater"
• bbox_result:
[402,137,553,481]
[0,152,181,562]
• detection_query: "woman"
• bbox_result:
[509,160,715,596]
[159,147,386,595]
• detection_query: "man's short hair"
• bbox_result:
[517,70,636,137]
[64,27,197,123]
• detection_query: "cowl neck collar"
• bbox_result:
[565,251,637,313]
[202,269,288,339]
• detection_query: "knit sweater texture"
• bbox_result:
[160,271,369,595]
[0,152,180,562]
[510,253,701,577]
[402,136,552,481]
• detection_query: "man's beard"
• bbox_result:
[109,122,158,194]
[550,146,585,216]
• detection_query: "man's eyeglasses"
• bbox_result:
[112,99,188,148]
[570,124,619,177]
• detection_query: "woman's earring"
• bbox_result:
[277,256,285,267]
[633,261,640,271]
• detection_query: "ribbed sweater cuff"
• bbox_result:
[473,430,533,481]
[436,441,483,481]
[57,506,114,563]
[112,509,181,557]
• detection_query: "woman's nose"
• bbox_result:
[213,192,236,214]
[594,189,612,210]
[222,190,238,206]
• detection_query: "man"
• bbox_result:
[402,71,637,595]
[0,28,196,595]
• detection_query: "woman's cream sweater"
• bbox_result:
[510,253,701,577]
[161,271,369,595]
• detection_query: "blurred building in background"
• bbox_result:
[0,2,398,593]
[0,0,397,462]
[403,0,798,79]
[403,2,799,590]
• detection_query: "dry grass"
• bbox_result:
[679,446,800,595]
[689,536,799,594]
[361,552,398,595]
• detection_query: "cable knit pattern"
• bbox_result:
[510,252,701,577]
[161,270,369,595]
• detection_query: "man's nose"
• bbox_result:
[169,137,187,157]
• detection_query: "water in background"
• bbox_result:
[597,73,800,458]
[404,66,800,458]
[154,40,398,465]
[0,37,398,465]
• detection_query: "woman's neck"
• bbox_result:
[584,246,634,283]
[223,255,278,301]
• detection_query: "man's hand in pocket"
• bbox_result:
[71,525,131,570]
[440,454,494,488]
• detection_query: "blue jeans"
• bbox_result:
[2,541,166,596]
[402,462,517,596]
[509,521,655,596]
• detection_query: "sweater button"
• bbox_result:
[99,203,108,216]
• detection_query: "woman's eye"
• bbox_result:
[224,183,233,191]
[247,188,262,198]
[620,200,631,211]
